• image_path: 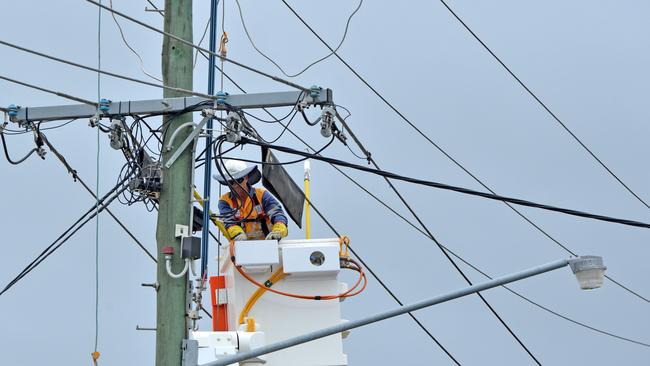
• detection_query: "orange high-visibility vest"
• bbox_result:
[220,188,272,240]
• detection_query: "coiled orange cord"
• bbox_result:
[230,240,366,302]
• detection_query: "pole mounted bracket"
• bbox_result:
[164,114,212,169]
[182,339,199,366]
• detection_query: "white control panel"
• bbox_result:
[280,239,340,276]
[234,239,280,267]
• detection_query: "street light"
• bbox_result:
[569,255,606,290]
[198,255,606,366]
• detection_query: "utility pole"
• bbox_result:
[156,1,193,365]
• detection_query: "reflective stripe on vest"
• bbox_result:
[220,188,272,240]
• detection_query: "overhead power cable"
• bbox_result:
[193,17,212,70]
[0,181,128,297]
[279,0,650,305]
[235,0,362,78]
[84,0,309,92]
[0,74,97,106]
[438,0,650,211]
[251,105,650,349]
[211,58,650,355]
[239,138,650,230]
[0,39,217,100]
[206,66,650,349]
[108,0,163,82]
[208,67,459,365]
[39,132,156,262]
[325,160,650,347]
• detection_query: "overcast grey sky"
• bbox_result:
[1,0,649,365]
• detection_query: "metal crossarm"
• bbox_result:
[9,89,333,124]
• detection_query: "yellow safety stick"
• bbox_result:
[304,159,311,239]
[193,189,231,240]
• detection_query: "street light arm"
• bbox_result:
[203,257,593,366]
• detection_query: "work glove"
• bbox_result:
[265,222,288,240]
[227,225,247,241]
[233,232,248,241]
[265,231,282,240]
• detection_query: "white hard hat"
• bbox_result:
[213,159,261,185]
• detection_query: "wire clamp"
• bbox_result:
[225,111,243,143]
[320,105,335,138]
[201,108,215,118]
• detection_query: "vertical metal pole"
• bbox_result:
[156,1,193,365]
[200,0,219,279]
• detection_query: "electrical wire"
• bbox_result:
[38,132,156,262]
[240,138,650,230]
[0,132,38,165]
[279,0,650,306]
[438,0,650,211]
[0,180,129,297]
[94,5,102,355]
[145,0,163,17]
[0,39,217,100]
[179,60,650,350]
[85,0,309,92]
[108,0,163,82]
[2,119,78,135]
[208,70,460,365]
[193,17,212,70]
[322,158,650,348]
[0,74,97,106]
[235,0,363,78]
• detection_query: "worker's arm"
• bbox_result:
[261,191,288,237]
[218,198,246,239]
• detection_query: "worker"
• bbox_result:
[215,159,288,241]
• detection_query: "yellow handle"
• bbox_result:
[193,189,231,240]
[304,178,310,240]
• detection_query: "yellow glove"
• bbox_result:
[227,225,247,241]
[266,222,288,240]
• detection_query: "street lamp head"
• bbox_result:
[568,256,606,290]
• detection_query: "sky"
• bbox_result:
[1,0,649,365]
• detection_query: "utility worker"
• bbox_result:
[215,159,288,241]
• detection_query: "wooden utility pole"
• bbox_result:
[156,1,193,365]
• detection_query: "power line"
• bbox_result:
[209,67,461,365]
[0,181,128,297]
[239,138,650,230]
[94,3,103,354]
[264,119,650,349]
[278,0,650,304]
[193,17,212,70]
[0,39,216,100]
[0,74,97,106]
[438,0,650,211]
[85,0,309,92]
[108,0,163,82]
[235,0,362,78]
[39,132,156,262]
[212,58,645,361]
